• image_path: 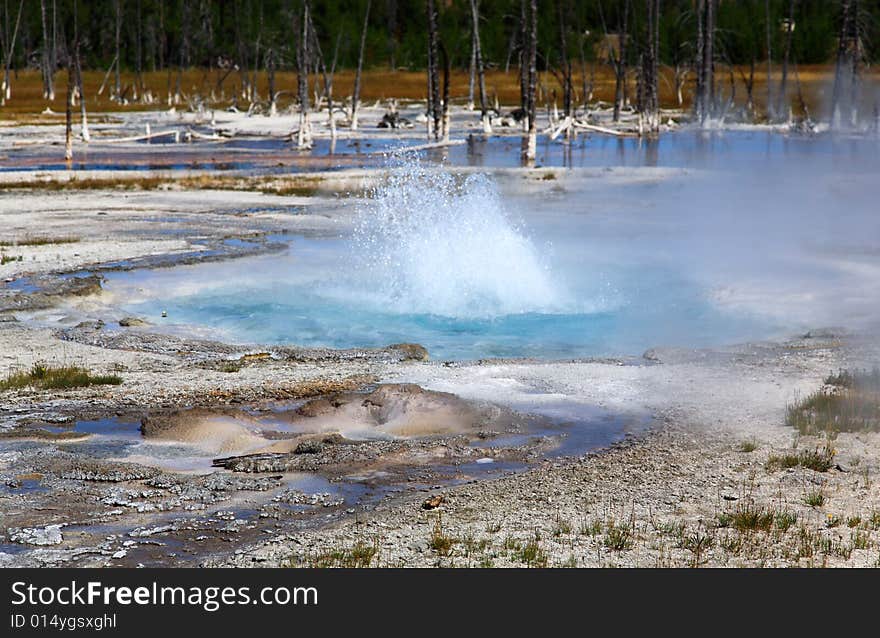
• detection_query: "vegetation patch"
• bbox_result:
[786,368,880,434]
[0,236,79,247]
[766,446,835,472]
[0,364,122,392]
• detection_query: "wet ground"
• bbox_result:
[0,383,650,566]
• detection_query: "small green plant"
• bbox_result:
[679,528,715,566]
[738,439,759,453]
[0,364,122,391]
[717,502,775,533]
[553,514,573,537]
[295,538,378,568]
[604,520,634,551]
[846,516,862,528]
[0,254,23,265]
[766,446,834,472]
[804,488,826,508]
[775,510,798,532]
[851,530,871,550]
[825,514,841,528]
[0,236,79,247]
[579,518,602,536]
[485,520,502,534]
[517,537,548,567]
[429,515,455,557]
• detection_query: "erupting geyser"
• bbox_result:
[353,163,568,319]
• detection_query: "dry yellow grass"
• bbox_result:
[1,64,876,121]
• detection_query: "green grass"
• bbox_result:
[803,488,826,508]
[0,236,79,247]
[604,520,634,551]
[786,368,880,434]
[0,364,123,392]
[766,446,835,472]
[516,539,548,567]
[294,539,378,568]
[429,515,455,557]
[0,254,23,265]
[737,439,759,453]
[716,502,775,532]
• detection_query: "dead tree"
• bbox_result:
[64,64,73,161]
[695,0,716,125]
[350,0,371,131]
[266,49,277,115]
[519,0,528,130]
[426,0,441,140]
[556,0,573,128]
[764,0,773,119]
[440,40,451,140]
[638,0,660,133]
[523,0,537,161]
[114,0,122,101]
[831,0,862,128]
[611,0,631,122]
[1,0,24,105]
[296,1,312,148]
[777,0,797,119]
[470,0,491,133]
[40,0,54,100]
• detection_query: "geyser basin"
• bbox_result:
[105,134,880,360]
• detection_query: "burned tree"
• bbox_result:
[831,0,863,128]
[638,0,660,134]
[556,0,572,127]
[602,0,631,123]
[426,0,441,140]
[1,0,24,105]
[694,0,717,125]
[295,1,312,149]
[350,0,371,131]
[114,0,122,101]
[523,0,537,161]
[41,0,55,100]
[470,0,491,134]
[776,0,797,119]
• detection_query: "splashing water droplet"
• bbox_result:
[353,161,568,318]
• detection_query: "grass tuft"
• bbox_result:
[0,364,122,392]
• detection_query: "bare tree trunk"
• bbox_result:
[524,0,537,161]
[468,30,476,109]
[848,0,860,126]
[40,0,54,100]
[426,0,441,141]
[831,0,853,128]
[613,0,630,122]
[777,0,796,119]
[470,0,490,133]
[557,0,572,124]
[440,41,450,141]
[351,0,370,131]
[704,0,715,119]
[1,0,23,105]
[137,0,146,101]
[765,0,773,120]
[75,49,89,142]
[267,49,276,116]
[64,64,73,161]
[114,0,122,101]
[639,0,660,133]
[519,0,527,130]
[296,1,312,149]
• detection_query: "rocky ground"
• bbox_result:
[1,167,878,568]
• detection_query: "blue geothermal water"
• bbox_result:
[104,132,880,360]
